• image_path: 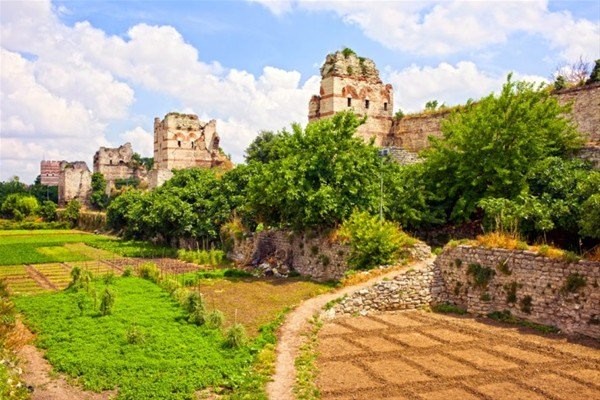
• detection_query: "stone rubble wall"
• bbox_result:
[332,259,444,317]
[436,245,600,338]
[58,161,92,206]
[327,245,599,338]
[555,83,600,143]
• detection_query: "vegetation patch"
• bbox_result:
[432,303,467,315]
[294,316,322,400]
[466,263,495,289]
[487,310,559,334]
[505,281,518,304]
[562,273,587,293]
[520,295,533,314]
[496,258,511,275]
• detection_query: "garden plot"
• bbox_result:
[31,263,73,289]
[0,265,46,295]
[316,310,600,399]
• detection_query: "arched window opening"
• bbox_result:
[347,97,352,107]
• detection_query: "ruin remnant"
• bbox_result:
[40,160,61,186]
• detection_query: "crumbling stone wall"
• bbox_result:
[308,51,393,146]
[555,83,600,144]
[437,246,600,338]
[384,110,449,152]
[93,142,136,193]
[332,260,444,316]
[229,229,350,281]
[40,160,61,186]
[58,161,92,206]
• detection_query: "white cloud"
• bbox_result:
[252,0,599,61]
[385,61,547,113]
[121,127,154,157]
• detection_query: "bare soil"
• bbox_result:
[316,310,600,400]
[266,258,436,400]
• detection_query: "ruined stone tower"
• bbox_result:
[308,50,394,145]
[153,113,223,171]
[40,160,61,186]
[58,161,92,206]
[93,143,134,182]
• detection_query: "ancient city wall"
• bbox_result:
[555,82,600,143]
[229,229,350,281]
[58,161,92,206]
[384,110,449,152]
[93,142,134,183]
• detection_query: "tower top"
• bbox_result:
[320,48,382,84]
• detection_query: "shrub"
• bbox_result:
[520,295,533,314]
[62,199,81,227]
[338,210,415,270]
[432,303,467,315]
[137,263,160,283]
[99,288,115,316]
[505,281,518,303]
[467,263,495,288]
[206,310,225,329]
[562,273,586,293]
[186,291,206,325]
[103,272,115,285]
[126,323,146,345]
[39,200,58,221]
[225,323,247,348]
[1,194,39,220]
[497,259,511,275]
[122,267,133,277]
[68,267,92,291]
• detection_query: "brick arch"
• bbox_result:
[172,132,185,140]
[359,87,373,99]
[342,85,358,98]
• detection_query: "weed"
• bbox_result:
[487,310,558,334]
[562,251,581,263]
[454,258,463,268]
[432,303,467,315]
[225,323,247,348]
[497,258,511,275]
[103,271,115,285]
[122,267,133,277]
[562,273,586,293]
[126,323,146,345]
[454,281,462,296]
[505,281,518,303]
[520,295,533,314]
[310,245,319,256]
[480,293,492,302]
[137,263,160,282]
[99,287,115,316]
[467,263,495,288]
[206,310,225,329]
[432,247,443,256]
[293,316,322,399]
[324,295,346,311]
[318,254,330,266]
[476,232,527,250]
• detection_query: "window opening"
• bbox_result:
[347,97,352,107]
[178,140,181,148]
[365,99,370,109]
[384,102,388,111]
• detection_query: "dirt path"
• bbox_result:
[266,258,435,400]
[25,265,57,290]
[316,310,600,399]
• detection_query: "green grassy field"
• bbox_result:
[0,230,174,265]
[16,277,264,399]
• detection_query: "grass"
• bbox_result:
[487,310,559,334]
[15,277,266,399]
[432,303,467,315]
[293,316,322,400]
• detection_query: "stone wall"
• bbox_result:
[58,161,92,206]
[229,229,350,281]
[384,111,449,152]
[579,144,600,168]
[436,246,600,338]
[93,142,136,194]
[332,260,443,316]
[555,83,600,144]
[40,160,61,186]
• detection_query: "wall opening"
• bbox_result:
[347,97,352,107]
[384,102,388,111]
[178,140,181,148]
[365,99,370,109]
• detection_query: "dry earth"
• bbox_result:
[316,310,600,400]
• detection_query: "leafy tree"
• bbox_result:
[29,175,59,204]
[580,194,600,238]
[394,109,405,120]
[90,173,109,210]
[39,200,58,221]
[587,59,600,84]
[106,189,146,234]
[245,111,381,229]
[0,177,27,206]
[62,199,81,227]
[1,194,39,220]
[425,100,439,111]
[244,130,290,163]
[131,153,154,170]
[421,75,582,223]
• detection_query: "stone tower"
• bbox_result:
[93,143,134,181]
[40,160,61,186]
[308,50,394,145]
[153,112,223,171]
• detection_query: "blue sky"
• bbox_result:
[1,0,599,183]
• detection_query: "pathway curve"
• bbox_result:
[266,257,435,400]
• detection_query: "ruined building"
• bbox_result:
[308,50,394,146]
[40,160,61,186]
[58,161,92,206]
[93,142,134,182]
[150,112,228,187]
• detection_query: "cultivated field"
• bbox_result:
[316,311,600,400]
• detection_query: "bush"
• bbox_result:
[1,193,39,220]
[562,273,586,293]
[137,263,160,283]
[39,200,58,221]
[68,267,92,291]
[206,310,225,329]
[338,210,415,270]
[225,323,247,348]
[126,323,146,345]
[186,291,206,325]
[99,288,115,316]
[62,199,81,227]
[466,263,495,289]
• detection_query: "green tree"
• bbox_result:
[90,173,109,210]
[62,199,81,227]
[39,200,58,221]
[425,100,439,111]
[421,74,583,222]
[29,175,59,204]
[244,130,290,163]
[0,177,27,206]
[1,194,39,220]
[587,59,600,84]
[245,111,381,229]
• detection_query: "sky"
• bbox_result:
[1,0,599,184]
